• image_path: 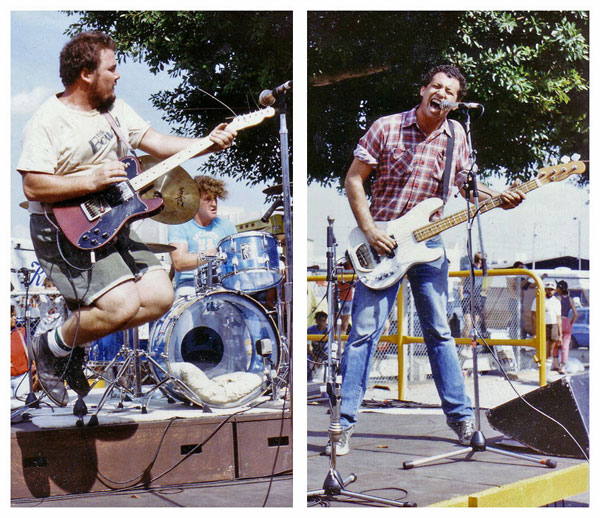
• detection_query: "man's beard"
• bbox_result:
[93,92,116,113]
[90,81,116,113]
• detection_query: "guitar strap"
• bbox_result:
[442,119,455,202]
[102,112,137,158]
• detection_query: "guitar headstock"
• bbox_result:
[537,161,586,184]
[227,107,276,131]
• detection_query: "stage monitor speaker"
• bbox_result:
[486,372,588,459]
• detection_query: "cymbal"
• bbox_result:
[138,155,200,225]
[263,182,293,196]
[144,242,176,253]
[19,201,29,209]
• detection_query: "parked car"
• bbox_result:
[570,307,589,349]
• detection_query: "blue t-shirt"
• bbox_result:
[168,217,237,287]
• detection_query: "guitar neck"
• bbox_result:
[127,106,276,194]
[129,136,214,192]
[413,176,543,242]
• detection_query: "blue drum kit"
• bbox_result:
[87,230,288,413]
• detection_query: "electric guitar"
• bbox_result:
[52,107,276,250]
[346,161,586,290]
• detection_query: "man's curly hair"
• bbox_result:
[59,31,117,87]
[195,175,228,200]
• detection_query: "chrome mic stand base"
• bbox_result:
[403,430,557,470]
[308,469,417,507]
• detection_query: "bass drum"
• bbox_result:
[148,290,280,408]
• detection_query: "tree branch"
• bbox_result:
[310,65,391,87]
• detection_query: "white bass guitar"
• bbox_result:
[346,161,586,290]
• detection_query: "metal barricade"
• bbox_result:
[307,269,548,400]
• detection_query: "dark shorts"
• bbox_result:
[30,214,163,310]
[546,323,560,341]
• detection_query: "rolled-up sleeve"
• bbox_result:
[353,119,385,167]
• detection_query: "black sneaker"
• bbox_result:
[31,332,69,407]
[447,418,476,446]
[58,347,91,398]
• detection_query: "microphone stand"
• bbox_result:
[403,108,556,470]
[10,269,41,421]
[308,218,416,507]
[272,87,293,407]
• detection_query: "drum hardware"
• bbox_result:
[262,182,293,196]
[256,338,281,401]
[195,252,225,294]
[86,326,202,426]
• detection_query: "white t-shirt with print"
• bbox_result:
[17,95,150,213]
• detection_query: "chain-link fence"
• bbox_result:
[307,269,555,396]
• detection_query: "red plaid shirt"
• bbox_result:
[354,107,471,221]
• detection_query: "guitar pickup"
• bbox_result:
[81,196,111,221]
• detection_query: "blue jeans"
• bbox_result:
[339,238,473,429]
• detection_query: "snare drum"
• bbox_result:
[148,290,280,408]
[218,232,282,293]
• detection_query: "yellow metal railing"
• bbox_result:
[307,269,548,400]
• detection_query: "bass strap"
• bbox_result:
[102,111,137,158]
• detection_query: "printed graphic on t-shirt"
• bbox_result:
[89,129,115,154]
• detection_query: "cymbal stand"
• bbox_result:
[308,218,416,507]
[403,107,556,470]
[86,326,201,426]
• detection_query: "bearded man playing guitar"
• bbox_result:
[17,31,236,407]
[329,64,525,455]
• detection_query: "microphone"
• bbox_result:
[259,80,292,106]
[261,197,283,222]
[440,100,483,111]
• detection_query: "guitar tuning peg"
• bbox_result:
[571,153,581,161]
[560,155,570,164]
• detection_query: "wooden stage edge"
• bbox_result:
[431,463,589,507]
[11,410,292,500]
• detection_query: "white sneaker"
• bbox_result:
[325,425,355,456]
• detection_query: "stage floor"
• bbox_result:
[307,401,588,507]
[11,388,292,506]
